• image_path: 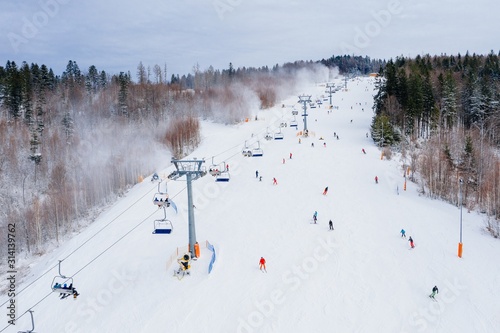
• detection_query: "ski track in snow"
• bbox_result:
[2,77,500,333]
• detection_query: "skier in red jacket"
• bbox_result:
[259,257,266,271]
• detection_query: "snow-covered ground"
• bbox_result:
[2,77,500,333]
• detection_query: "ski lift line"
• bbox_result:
[0,293,53,332]
[0,208,158,333]
[0,182,182,310]
[0,120,271,311]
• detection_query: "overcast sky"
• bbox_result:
[1,0,499,77]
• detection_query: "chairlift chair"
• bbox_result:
[153,219,173,234]
[18,310,35,333]
[215,171,230,182]
[208,157,221,176]
[274,128,284,140]
[153,181,170,208]
[214,162,230,181]
[51,260,74,295]
[264,127,273,141]
[242,149,252,157]
[252,141,263,157]
[153,193,170,207]
[290,117,298,128]
[242,141,253,156]
[292,110,298,115]
[152,194,177,234]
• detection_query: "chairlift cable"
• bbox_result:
[0,119,279,330]
[0,208,159,333]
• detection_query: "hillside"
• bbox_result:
[2,76,499,333]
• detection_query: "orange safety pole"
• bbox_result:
[458,242,463,258]
[404,180,407,191]
[194,242,200,258]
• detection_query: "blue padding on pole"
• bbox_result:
[207,241,216,274]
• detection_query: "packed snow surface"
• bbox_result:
[3,77,499,333]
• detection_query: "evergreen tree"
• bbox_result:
[4,61,22,119]
[440,71,457,128]
[371,114,399,146]
[85,65,99,94]
[20,62,34,125]
[118,72,129,116]
[99,70,107,89]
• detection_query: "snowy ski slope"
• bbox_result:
[3,76,500,333]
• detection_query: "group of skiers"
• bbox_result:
[53,283,80,300]
[400,229,415,248]
[401,229,437,299]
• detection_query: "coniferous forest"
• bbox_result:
[1,53,499,264]
[371,52,500,237]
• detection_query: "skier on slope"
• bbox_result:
[273,177,278,185]
[429,286,439,299]
[375,176,378,184]
[323,187,329,195]
[329,220,334,230]
[259,257,266,272]
[409,236,415,248]
[400,229,406,238]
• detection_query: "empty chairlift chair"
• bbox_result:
[252,141,263,157]
[153,218,173,234]
[274,128,284,140]
[215,171,230,182]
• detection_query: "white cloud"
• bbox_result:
[1,0,499,75]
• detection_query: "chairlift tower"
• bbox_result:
[169,158,206,258]
[325,83,335,106]
[298,95,312,134]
